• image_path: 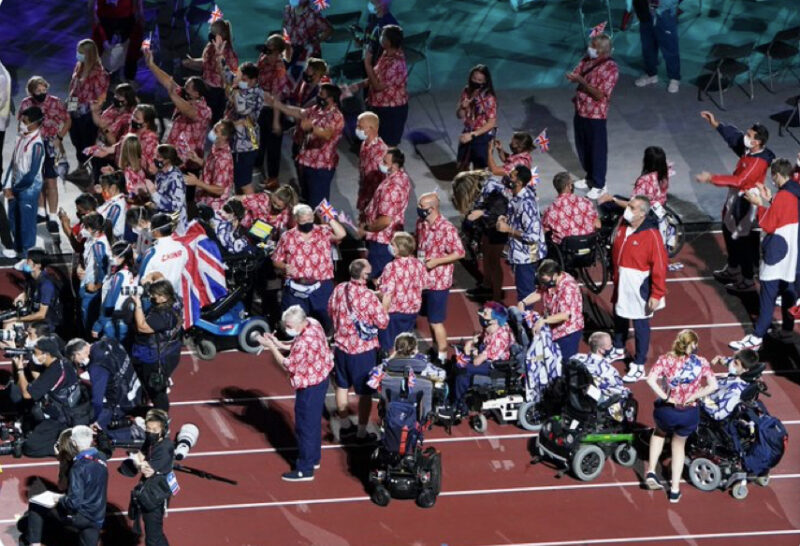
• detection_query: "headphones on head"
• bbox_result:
[145,408,170,437]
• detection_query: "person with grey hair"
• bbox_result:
[566,33,619,200]
[258,305,333,482]
[328,258,389,442]
[608,196,667,382]
[273,204,345,332]
[572,331,631,419]
[24,424,108,546]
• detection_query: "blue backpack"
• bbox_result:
[382,389,423,456]
[730,401,788,476]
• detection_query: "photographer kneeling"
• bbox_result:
[130,280,182,411]
[13,336,90,458]
[4,249,63,332]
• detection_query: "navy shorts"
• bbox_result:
[233,149,258,189]
[334,347,377,395]
[42,154,57,179]
[653,401,699,437]
[421,289,449,324]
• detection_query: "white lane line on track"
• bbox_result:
[3,424,799,470]
[482,528,800,546]
[1,473,798,524]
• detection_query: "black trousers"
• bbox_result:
[69,112,98,165]
[257,106,284,179]
[26,502,100,546]
[722,224,759,280]
[142,505,170,546]
[205,85,226,126]
[134,352,180,411]
[23,418,66,458]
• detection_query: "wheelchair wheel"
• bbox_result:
[572,444,606,481]
[663,204,685,258]
[731,482,749,500]
[416,488,437,508]
[238,319,270,354]
[756,475,771,487]
[370,485,391,507]
[195,338,217,361]
[688,458,722,491]
[470,414,488,433]
[423,447,443,494]
[517,400,543,432]
[577,242,608,295]
[613,443,637,468]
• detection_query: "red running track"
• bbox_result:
[1,230,799,545]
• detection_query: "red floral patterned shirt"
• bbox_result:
[542,193,598,244]
[459,89,497,132]
[479,325,512,361]
[273,224,335,281]
[240,193,292,232]
[285,317,334,389]
[650,353,715,406]
[368,50,408,108]
[19,96,68,140]
[202,42,239,88]
[257,55,289,98]
[503,152,532,176]
[538,272,583,339]
[124,167,148,196]
[357,136,388,214]
[100,106,132,143]
[283,6,332,61]
[117,129,159,174]
[329,280,390,354]
[571,56,619,120]
[69,64,110,106]
[415,215,465,291]
[365,169,411,245]
[296,105,344,170]
[167,88,212,160]
[197,143,233,211]
[379,257,430,314]
[632,171,668,206]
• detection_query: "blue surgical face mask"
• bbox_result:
[238,80,249,90]
[76,52,86,63]
[208,130,218,144]
[289,0,300,7]
[285,327,299,338]
[22,263,33,274]
[367,1,377,14]
[379,163,390,174]
[355,128,367,141]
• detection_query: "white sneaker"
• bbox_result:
[79,371,91,381]
[12,259,27,271]
[586,187,607,200]
[2,248,17,259]
[573,178,589,190]
[635,74,659,87]
[607,348,625,361]
[622,364,646,383]
[667,79,680,93]
[729,334,763,351]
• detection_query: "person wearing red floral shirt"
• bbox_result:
[359,25,408,147]
[567,33,619,200]
[19,76,71,232]
[517,259,584,361]
[67,39,109,179]
[273,204,346,332]
[415,192,466,363]
[185,120,235,212]
[126,104,159,176]
[256,34,290,189]
[283,0,333,86]
[89,83,137,184]
[456,65,497,171]
[355,111,388,216]
[599,147,670,217]
[542,172,600,245]
[272,84,344,208]
[182,20,239,124]
[240,184,298,233]
[377,231,430,350]
[487,131,534,178]
[258,305,333,482]
[358,148,411,278]
[328,259,389,442]
[284,59,329,164]
[643,329,718,503]
[453,302,512,410]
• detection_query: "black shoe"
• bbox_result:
[768,329,794,342]
[354,432,378,444]
[466,286,492,298]
[644,472,664,490]
[47,219,60,233]
[339,423,357,438]
[713,267,741,284]
[668,489,682,503]
[725,279,756,293]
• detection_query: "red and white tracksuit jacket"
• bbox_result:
[611,216,668,319]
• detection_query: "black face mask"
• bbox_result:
[208,32,216,43]
[542,279,557,289]
[478,316,491,328]
[298,222,314,233]
[145,432,161,444]
[130,120,143,131]
[181,88,190,101]
[154,159,165,170]
[113,98,123,108]
[503,176,516,190]
[271,205,284,214]
[33,93,47,103]
[468,80,485,91]
[302,72,313,83]
[316,96,328,108]
[417,207,431,220]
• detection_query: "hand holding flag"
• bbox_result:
[209,4,224,23]
[315,198,337,223]
[312,0,330,12]
[529,165,541,187]
[455,347,471,369]
[141,33,152,52]
[534,129,550,153]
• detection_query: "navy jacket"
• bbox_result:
[59,448,109,528]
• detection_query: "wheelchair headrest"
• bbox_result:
[740,362,766,383]
[565,358,593,388]
[561,233,598,249]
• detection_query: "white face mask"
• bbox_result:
[355,128,367,141]
[388,244,396,257]
[80,357,90,367]
[80,228,91,240]
[743,135,753,149]
[727,359,739,376]
[379,163,390,174]
[25,338,36,349]
[623,207,636,224]
[31,353,42,365]
[285,327,299,338]
[587,47,599,59]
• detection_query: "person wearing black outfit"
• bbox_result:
[5,248,63,332]
[24,425,108,546]
[132,408,174,546]
[13,336,84,458]
[130,279,182,411]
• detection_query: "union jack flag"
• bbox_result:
[523,309,539,329]
[534,129,550,153]
[589,21,607,38]
[209,4,224,23]
[175,221,228,329]
[455,347,471,369]
[367,365,385,390]
[141,33,152,52]
[406,368,416,389]
[529,165,541,187]
[282,28,291,44]
[312,0,330,12]
[315,198,337,223]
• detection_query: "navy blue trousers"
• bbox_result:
[613,314,651,366]
[282,280,334,333]
[573,114,608,190]
[294,377,329,473]
[754,278,797,338]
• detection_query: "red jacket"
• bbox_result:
[710,123,775,191]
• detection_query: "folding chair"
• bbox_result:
[404,30,432,93]
[779,92,800,144]
[755,26,800,92]
[697,43,755,110]
[325,10,363,60]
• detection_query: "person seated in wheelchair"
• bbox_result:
[452,302,512,412]
[572,332,631,422]
[541,171,600,249]
[210,199,257,256]
[700,348,762,422]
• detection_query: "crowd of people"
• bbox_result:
[0,0,798,542]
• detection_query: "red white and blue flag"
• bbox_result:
[282,28,291,44]
[141,33,152,52]
[312,0,330,12]
[529,165,540,187]
[315,198,337,223]
[175,221,228,329]
[367,365,386,390]
[166,471,180,495]
[455,347,471,368]
[523,309,539,329]
[534,129,550,153]
[589,21,607,38]
[406,368,416,389]
[209,4,224,23]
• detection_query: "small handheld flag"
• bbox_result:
[455,347,471,369]
[589,21,607,38]
[141,33,152,52]
[534,129,550,153]
[529,165,541,187]
[523,309,539,328]
[407,368,416,389]
[209,4,223,23]
[316,199,337,223]
[282,28,291,44]
[367,365,385,390]
[312,0,330,12]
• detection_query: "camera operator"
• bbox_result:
[66,337,143,443]
[23,425,108,546]
[5,248,63,332]
[13,336,90,458]
[130,279,182,411]
[126,408,174,546]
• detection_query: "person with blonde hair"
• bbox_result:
[643,329,718,503]
[118,134,148,198]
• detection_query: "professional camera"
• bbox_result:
[3,347,33,359]
[0,301,31,322]
[0,323,27,345]
[0,437,23,458]
[121,285,146,297]
[0,421,24,458]
[174,423,200,460]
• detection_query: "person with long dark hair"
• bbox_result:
[456,64,497,170]
[600,146,669,210]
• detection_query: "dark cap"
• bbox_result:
[35,335,62,357]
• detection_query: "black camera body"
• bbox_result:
[121,285,146,298]
[0,301,32,322]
